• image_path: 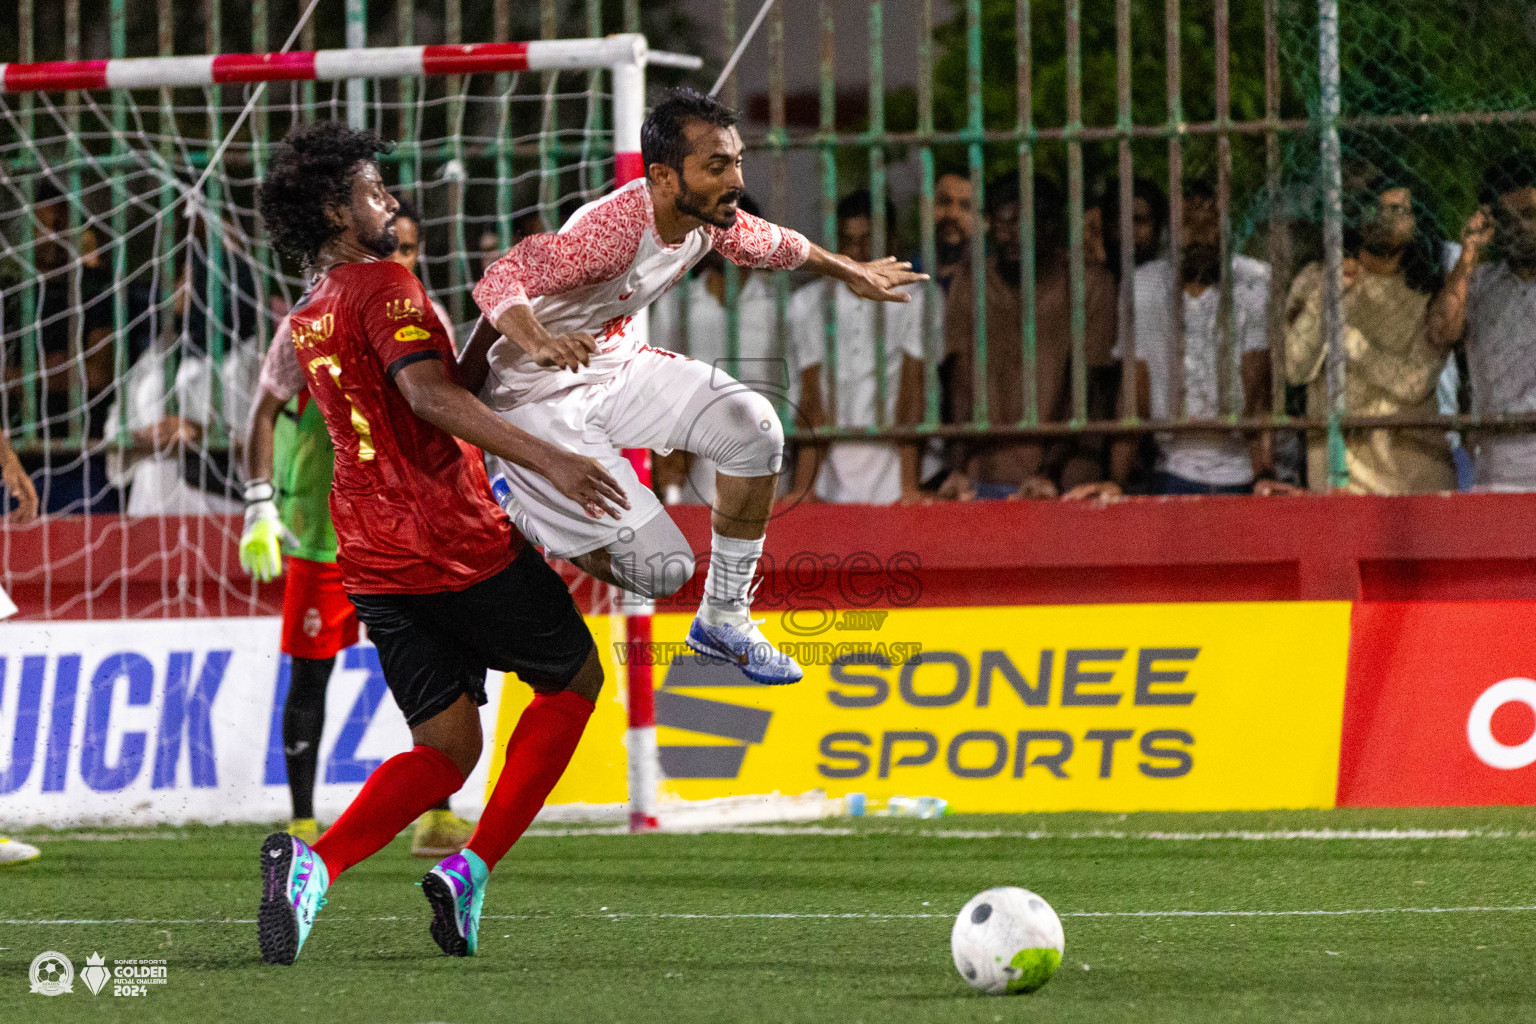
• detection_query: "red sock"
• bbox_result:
[467,690,594,871]
[312,744,465,879]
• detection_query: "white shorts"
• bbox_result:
[489,346,728,559]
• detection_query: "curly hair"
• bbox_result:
[258,121,392,266]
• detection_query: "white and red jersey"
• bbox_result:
[472,178,810,408]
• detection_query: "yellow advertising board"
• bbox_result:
[491,602,1352,813]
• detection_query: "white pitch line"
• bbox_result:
[17,825,1536,843]
[8,905,1536,927]
[525,826,1536,841]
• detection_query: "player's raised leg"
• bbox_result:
[486,349,799,683]
[660,366,800,683]
[599,351,801,684]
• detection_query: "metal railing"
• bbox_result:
[3,0,1535,486]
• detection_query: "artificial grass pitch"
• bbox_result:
[6,808,1536,1023]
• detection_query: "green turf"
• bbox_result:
[6,808,1536,1023]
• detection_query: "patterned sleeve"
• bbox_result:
[708,210,811,271]
[472,187,649,322]
[257,317,306,402]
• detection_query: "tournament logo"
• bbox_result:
[383,298,423,321]
[80,953,111,995]
[29,951,73,996]
[394,325,432,342]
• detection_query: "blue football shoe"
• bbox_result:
[422,849,489,957]
[686,612,804,685]
[257,832,330,965]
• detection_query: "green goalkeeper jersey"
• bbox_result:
[273,393,339,564]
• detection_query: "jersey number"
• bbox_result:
[306,355,376,462]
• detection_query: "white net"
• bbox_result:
[0,59,620,618]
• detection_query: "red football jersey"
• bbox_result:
[286,260,521,594]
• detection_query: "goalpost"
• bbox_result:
[0,36,676,830]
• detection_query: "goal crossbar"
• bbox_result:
[0,36,660,94]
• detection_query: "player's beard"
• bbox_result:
[676,184,742,230]
[359,216,400,260]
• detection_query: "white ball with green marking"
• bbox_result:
[951,886,1065,995]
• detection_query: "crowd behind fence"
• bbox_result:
[0,0,1534,521]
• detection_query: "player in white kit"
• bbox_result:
[464,89,923,684]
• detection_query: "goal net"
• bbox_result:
[0,37,645,620]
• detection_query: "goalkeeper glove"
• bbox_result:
[240,481,297,582]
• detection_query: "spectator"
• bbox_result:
[1428,157,1536,491]
[1286,181,1453,494]
[939,173,1117,500]
[650,194,784,506]
[932,171,977,294]
[106,217,266,516]
[1101,176,1169,280]
[1083,179,1279,497]
[32,183,114,438]
[923,171,977,485]
[790,189,925,505]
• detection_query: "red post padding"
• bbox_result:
[421,42,530,77]
[4,60,109,93]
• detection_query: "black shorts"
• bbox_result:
[347,543,595,729]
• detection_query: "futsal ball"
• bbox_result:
[951,887,1065,995]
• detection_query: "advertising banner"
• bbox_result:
[1339,602,1536,807]
[0,618,501,826]
[500,602,1353,814]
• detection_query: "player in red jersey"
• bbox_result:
[251,121,629,965]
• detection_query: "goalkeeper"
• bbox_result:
[240,203,473,858]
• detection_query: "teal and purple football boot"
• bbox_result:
[422,849,489,956]
[257,832,330,965]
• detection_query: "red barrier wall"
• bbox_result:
[1339,601,1536,807]
[661,493,1536,610]
[8,492,1536,618]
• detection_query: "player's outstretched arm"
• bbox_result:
[802,244,928,304]
[394,357,630,518]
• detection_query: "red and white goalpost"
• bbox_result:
[0,37,671,831]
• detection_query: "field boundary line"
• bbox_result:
[9,905,1536,927]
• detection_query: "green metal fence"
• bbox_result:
[2,0,1535,498]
